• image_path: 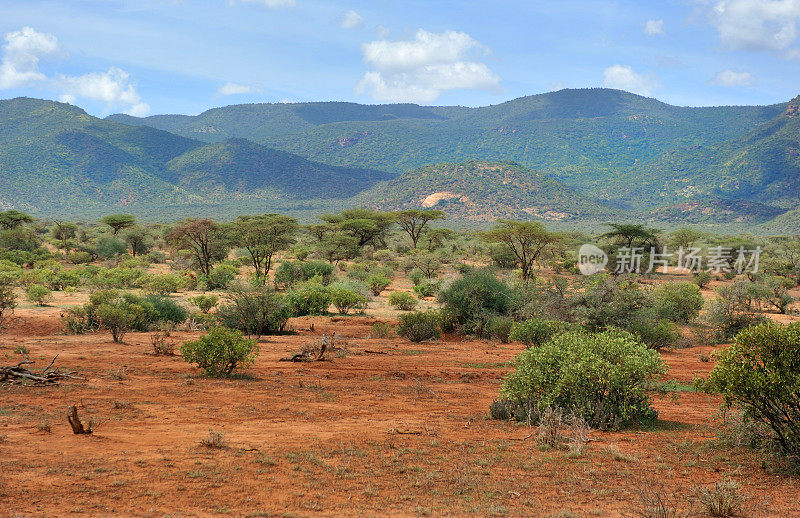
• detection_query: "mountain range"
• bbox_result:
[1,89,798,231]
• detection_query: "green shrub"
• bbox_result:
[412,279,441,298]
[285,279,331,316]
[96,237,127,259]
[300,261,334,285]
[206,264,239,290]
[408,269,424,286]
[67,251,93,264]
[487,316,513,343]
[370,321,393,338]
[397,310,441,342]
[26,284,51,306]
[438,269,512,337]
[181,327,259,377]
[329,286,367,314]
[0,274,17,329]
[96,301,141,343]
[140,294,188,326]
[388,291,418,311]
[509,318,573,347]
[627,318,679,350]
[147,274,185,295]
[499,329,666,429]
[651,282,704,323]
[702,321,800,460]
[706,282,767,341]
[274,260,303,288]
[189,294,219,314]
[694,271,713,289]
[367,274,391,296]
[214,283,290,337]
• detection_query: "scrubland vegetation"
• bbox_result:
[1,207,799,516]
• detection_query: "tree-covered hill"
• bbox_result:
[0,97,393,217]
[354,161,618,221]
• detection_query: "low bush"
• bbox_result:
[509,318,574,348]
[487,316,513,343]
[627,318,680,350]
[214,283,291,337]
[397,310,441,342]
[388,291,418,311]
[328,286,367,314]
[26,284,51,306]
[367,274,391,296]
[498,329,666,429]
[206,263,239,290]
[651,281,704,323]
[181,326,259,377]
[701,321,800,460]
[147,273,185,295]
[188,294,219,314]
[438,268,512,337]
[370,321,393,338]
[694,271,713,289]
[412,279,441,298]
[285,279,331,316]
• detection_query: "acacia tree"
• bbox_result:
[601,223,660,250]
[51,221,77,253]
[0,210,33,230]
[166,218,229,277]
[319,209,396,249]
[229,214,298,282]
[101,214,136,235]
[122,225,150,257]
[395,210,445,248]
[483,220,561,281]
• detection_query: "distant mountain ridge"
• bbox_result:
[0,97,393,217]
[1,89,799,231]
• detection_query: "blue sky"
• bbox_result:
[2,0,800,116]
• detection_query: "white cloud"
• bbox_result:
[0,26,149,115]
[356,29,501,103]
[218,82,262,95]
[235,0,296,8]
[340,10,363,29]
[0,26,58,89]
[602,64,658,96]
[708,68,756,85]
[57,67,150,116]
[644,19,665,35]
[701,0,800,52]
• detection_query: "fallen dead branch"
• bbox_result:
[280,333,335,362]
[0,355,83,385]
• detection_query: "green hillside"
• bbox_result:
[0,98,393,218]
[355,161,617,221]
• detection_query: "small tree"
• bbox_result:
[395,210,445,248]
[122,225,150,257]
[96,302,138,343]
[0,274,17,330]
[189,294,219,314]
[483,220,561,281]
[228,214,298,283]
[101,214,136,235]
[181,327,259,377]
[26,284,51,306]
[166,219,229,277]
[51,221,77,253]
[703,321,800,460]
[147,274,185,296]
